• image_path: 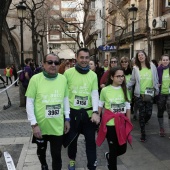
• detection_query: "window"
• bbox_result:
[51,15,60,19]
[52,5,59,10]
[51,25,60,30]
[61,1,77,8]
[91,1,95,9]
[62,33,76,38]
[166,0,170,7]
[52,44,61,49]
[50,35,60,40]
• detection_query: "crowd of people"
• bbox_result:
[23,48,170,170]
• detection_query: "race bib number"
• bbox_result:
[45,104,61,118]
[145,87,154,97]
[111,103,126,114]
[74,95,88,107]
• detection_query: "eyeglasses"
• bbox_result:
[121,61,128,64]
[114,75,125,79]
[45,60,60,65]
[111,60,117,64]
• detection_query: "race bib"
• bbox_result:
[111,103,126,114]
[74,95,88,107]
[45,104,61,118]
[145,87,154,97]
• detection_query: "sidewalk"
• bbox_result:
[0,85,170,170]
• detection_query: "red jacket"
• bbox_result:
[96,109,133,146]
[100,70,109,85]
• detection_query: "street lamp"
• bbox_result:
[93,33,98,63]
[16,1,26,66]
[80,41,83,48]
[128,4,138,59]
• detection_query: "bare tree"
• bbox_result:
[47,0,95,48]
[100,1,129,56]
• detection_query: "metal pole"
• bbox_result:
[20,19,24,65]
[131,20,134,59]
[94,40,97,63]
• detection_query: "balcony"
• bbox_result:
[108,4,117,14]
[114,19,146,42]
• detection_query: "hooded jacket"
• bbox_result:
[127,62,159,97]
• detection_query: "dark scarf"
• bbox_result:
[43,70,58,79]
[123,67,132,75]
[75,63,90,74]
[157,65,169,85]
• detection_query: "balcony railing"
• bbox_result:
[114,19,146,41]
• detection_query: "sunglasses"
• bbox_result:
[111,61,117,64]
[46,60,60,65]
[114,75,125,79]
[121,61,128,63]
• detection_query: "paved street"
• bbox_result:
[0,84,170,170]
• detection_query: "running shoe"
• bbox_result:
[140,133,146,142]
[68,160,75,170]
[159,128,165,137]
[104,152,109,169]
[41,165,48,170]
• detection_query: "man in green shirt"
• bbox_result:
[26,53,70,170]
[64,48,100,170]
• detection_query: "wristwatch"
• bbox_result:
[65,118,71,122]
[93,111,99,115]
[31,123,38,129]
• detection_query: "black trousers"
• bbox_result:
[157,94,170,118]
[68,112,97,170]
[135,96,153,134]
[34,135,63,170]
[106,126,127,170]
[6,76,12,85]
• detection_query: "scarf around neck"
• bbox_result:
[43,70,58,79]
[75,63,90,74]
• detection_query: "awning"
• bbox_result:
[58,49,75,59]
[151,32,170,40]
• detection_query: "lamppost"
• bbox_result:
[16,1,26,66]
[93,33,98,63]
[80,41,83,48]
[128,4,138,59]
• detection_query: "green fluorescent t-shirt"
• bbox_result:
[139,68,153,94]
[161,69,170,94]
[64,68,98,116]
[100,85,129,126]
[125,74,131,84]
[25,73,68,136]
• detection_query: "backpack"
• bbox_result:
[19,69,25,82]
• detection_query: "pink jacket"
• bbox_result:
[96,109,133,146]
